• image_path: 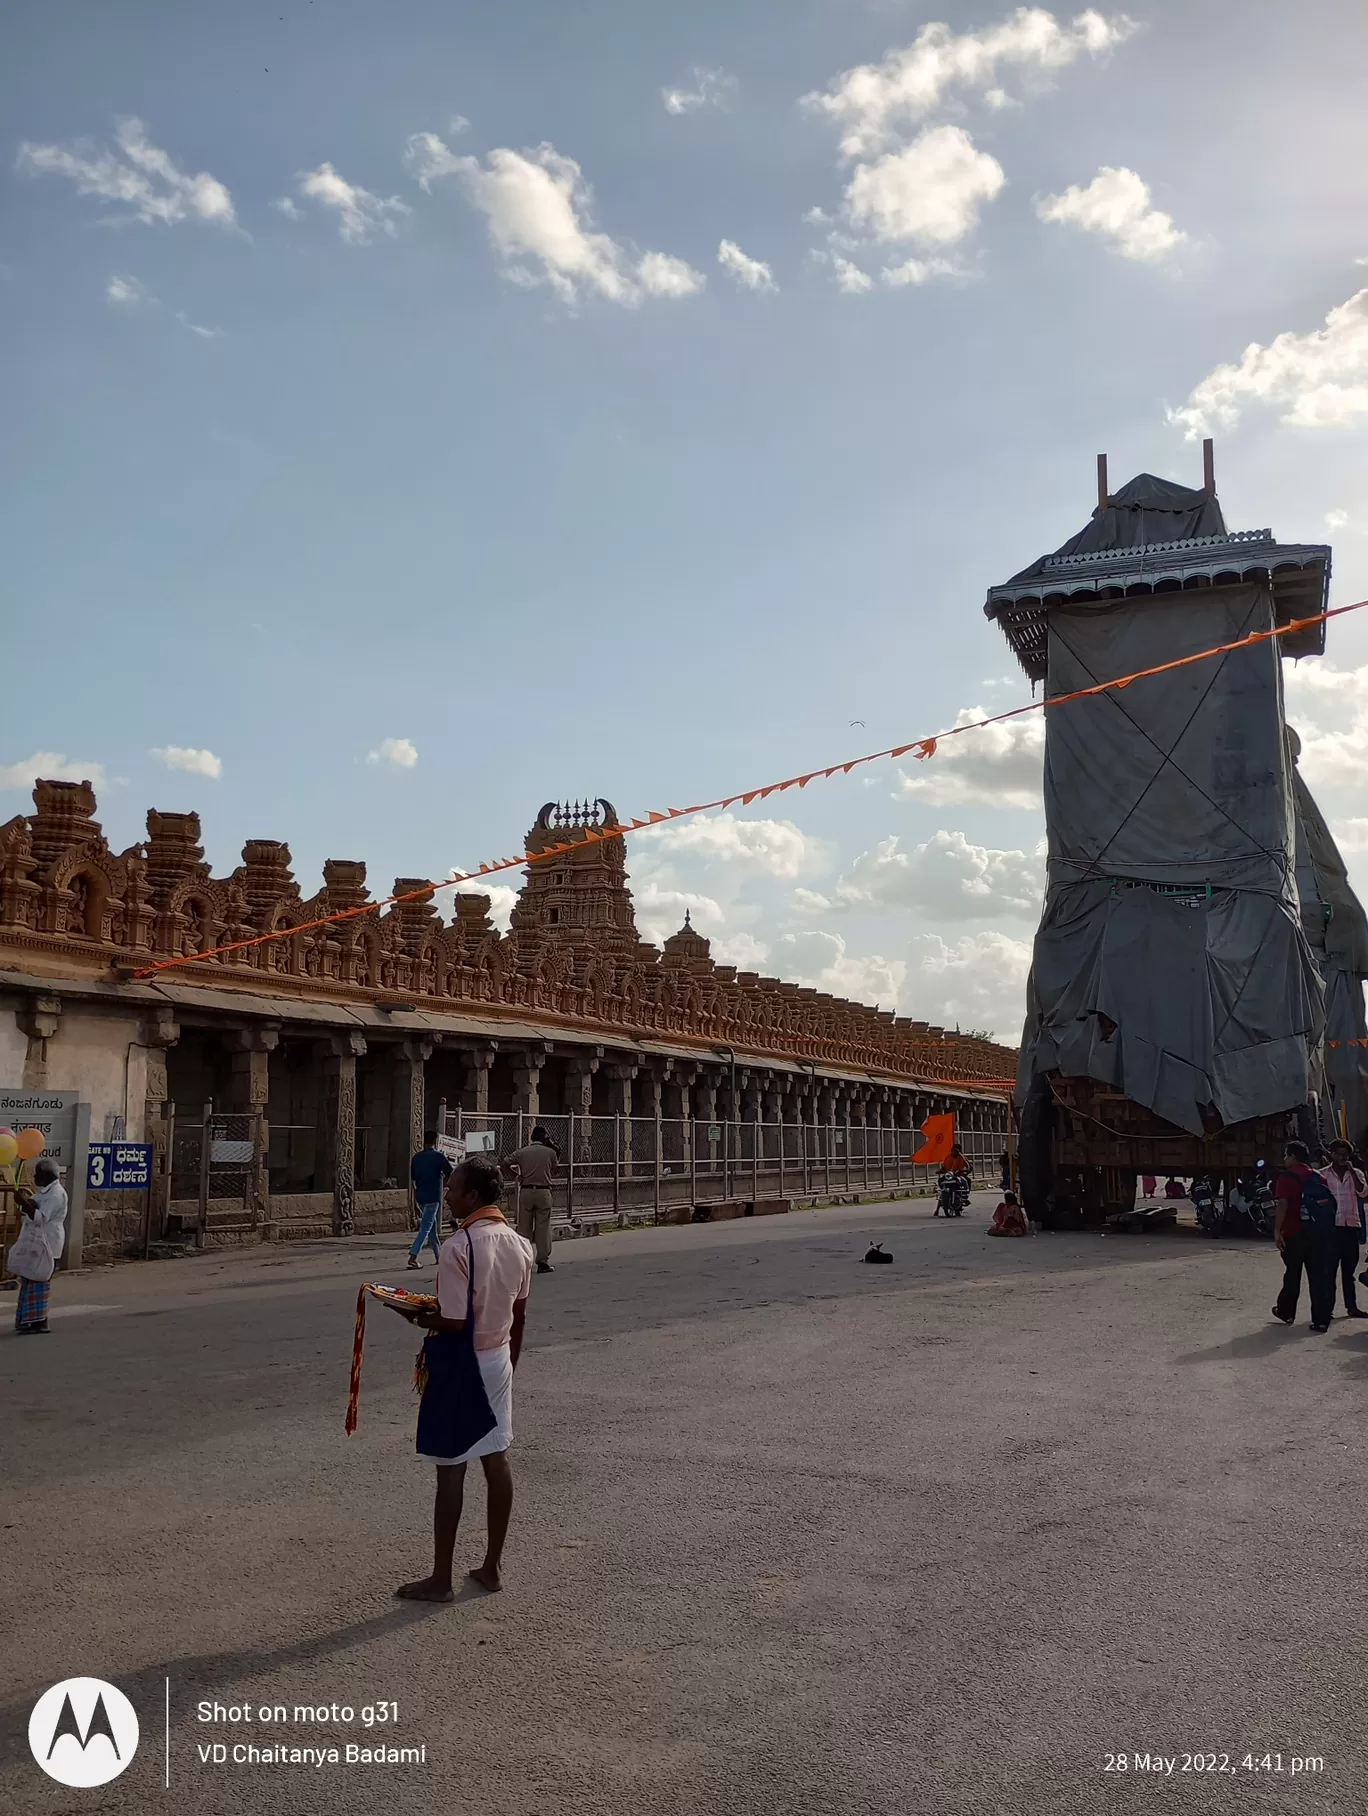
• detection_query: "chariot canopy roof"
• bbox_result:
[984,469,1331,682]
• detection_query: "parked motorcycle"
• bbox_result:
[1226,1171,1276,1240]
[1191,1175,1223,1236]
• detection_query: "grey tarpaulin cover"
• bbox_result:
[1290,727,1368,1145]
[1018,581,1326,1134]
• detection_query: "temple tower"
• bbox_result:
[510,798,642,976]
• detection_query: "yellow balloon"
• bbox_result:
[14,1127,45,1161]
[0,1135,17,1169]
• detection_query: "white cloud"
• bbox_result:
[404,131,467,191]
[662,67,737,115]
[1037,165,1184,261]
[814,250,875,293]
[802,9,1136,158]
[771,929,906,1008]
[882,254,964,287]
[407,135,703,307]
[151,745,222,779]
[176,311,221,339]
[718,239,777,292]
[291,162,411,244]
[107,274,152,305]
[0,752,107,791]
[1336,819,1368,855]
[896,705,1044,809]
[904,928,1032,1043]
[368,737,419,769]
[632,880,728,946]
[1284,661,1368,795]
[273,196,303,220]
[637,251,706,297]
[637,813,821,880]
[1326,509,1350,529]
[802,829,1044,921]
[17,116,236,228]
[1169,287,1368,438]
[712,930,771,970]
[844,125,1005,248]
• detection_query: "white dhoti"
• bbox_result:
[418,1343,514,1466]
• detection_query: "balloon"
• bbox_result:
[14,1127,45,1160]
[0,1135,16,1169]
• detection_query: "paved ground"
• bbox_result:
[2,1196,1363,1816]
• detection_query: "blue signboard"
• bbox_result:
[87,1143,153,1190]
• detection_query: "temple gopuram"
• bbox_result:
[0,783,1015,1261]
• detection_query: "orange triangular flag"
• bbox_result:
[911,1111,955,1166]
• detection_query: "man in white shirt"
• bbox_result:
[390,1157,533,1600]
[13,1159,68,1334]
[1320,1139,1368,1319]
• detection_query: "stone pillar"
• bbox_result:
[231,1025,279,1219]
[564,1053,598,1161]
[18,995,61,1089]
[461,1044,496,1117]
[668,1063,697,1163]
[511,1044,548,1123]
[141,1009,180,1242]
[392,1038,435,1186]
[605,1061,637,1171]
[694,1072,719,1125]
[320,1032,366,1236]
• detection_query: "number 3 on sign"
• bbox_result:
[88,1150,107,1188]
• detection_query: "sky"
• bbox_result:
[4,0,1368,1040]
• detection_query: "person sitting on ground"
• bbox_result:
[389,1156,534,1600]
[1319,1139,1368,1320]
[987,1190,1028,1238]
[503,1125,560,1275]
[1164,1177,1187,1198]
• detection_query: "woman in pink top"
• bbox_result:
[389,1156,533,1600]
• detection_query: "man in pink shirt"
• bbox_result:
[390,1156,533,1600]
[1320,1139,1368,1320]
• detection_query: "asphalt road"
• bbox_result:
[2,1197,1363,1816]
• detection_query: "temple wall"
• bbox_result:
[0,782,1019,1265]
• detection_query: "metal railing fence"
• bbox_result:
[437,1111,1004,1223]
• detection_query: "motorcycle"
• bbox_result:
[1191,1175,1223,1236]
[935,1171,970,1218]
[1226,1171,1276,1240]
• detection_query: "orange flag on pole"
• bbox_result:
[912,1112,955,1166]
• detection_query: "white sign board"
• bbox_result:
[464,1129,497,1155]
[437,1134,466,1164]
[0,1089,80,1166]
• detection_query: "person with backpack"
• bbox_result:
[1271,1139,1340,1332]
[1319,1138,1368,1320]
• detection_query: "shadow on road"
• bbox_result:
[1174,1324,1304,1365]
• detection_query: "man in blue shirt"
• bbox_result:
[407,1132,454,1269]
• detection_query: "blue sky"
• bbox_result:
[5,0,1368,1036]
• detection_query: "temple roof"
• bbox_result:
[662,909,711,965]
[985,470,1331,682]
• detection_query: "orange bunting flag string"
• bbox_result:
[132,597,1368,978]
